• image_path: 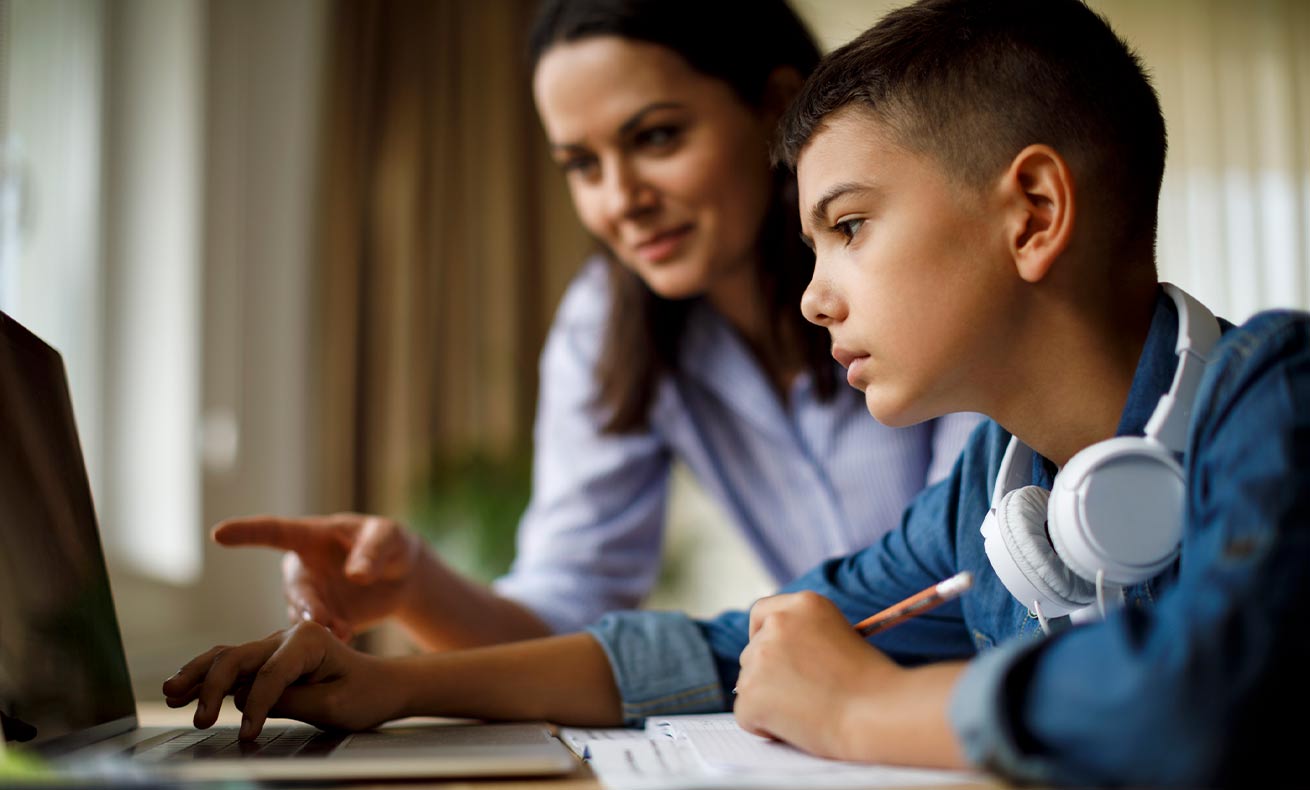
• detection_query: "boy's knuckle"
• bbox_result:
[795,590,825,609]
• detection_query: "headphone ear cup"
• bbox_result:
[1048,437,1186,586]
[994,486,1097,612]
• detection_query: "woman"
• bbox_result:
[214,0,979,650]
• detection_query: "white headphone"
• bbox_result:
[980,284,1221,633]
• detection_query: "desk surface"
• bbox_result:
[137,703,1001,790]
[136,701,599,789]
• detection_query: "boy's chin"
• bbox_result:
[863,389,932,428]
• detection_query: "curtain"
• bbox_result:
[1092,0,1310,320]
[313,0,590,517]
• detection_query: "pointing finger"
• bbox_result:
[211,516,347,553]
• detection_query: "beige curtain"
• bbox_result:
[1090,0,1310,321]
[312,0,590,517]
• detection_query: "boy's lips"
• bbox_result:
[832,346,871,386]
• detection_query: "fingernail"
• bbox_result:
[196,700,207,719]
[239,717,253,740]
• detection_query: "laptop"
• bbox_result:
[0,310,577,781]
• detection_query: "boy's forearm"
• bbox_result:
[390,632,624,726]
[842,661,970,769]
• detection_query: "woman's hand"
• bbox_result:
[212,513,424,641]
[161,622,404,740]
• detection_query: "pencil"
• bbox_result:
[853,571,973,637]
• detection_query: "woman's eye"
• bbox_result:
[834,218,865,243]
[560,155,598,177]
[635,125,680,149]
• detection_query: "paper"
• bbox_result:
[573,713,992,789]
[587,738,705,786]
[558,726,652,759]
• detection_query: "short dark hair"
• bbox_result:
[529,0,834,433]
[778,0,1167,249]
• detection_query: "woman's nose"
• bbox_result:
[601,160,656,221]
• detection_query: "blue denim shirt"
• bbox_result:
[586,290,1310,786]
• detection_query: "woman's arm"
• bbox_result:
[211,263,672,650]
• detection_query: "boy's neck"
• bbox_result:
[991,274,1158,469]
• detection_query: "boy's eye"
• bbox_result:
[634,125,681,149]
[834,217,865,243]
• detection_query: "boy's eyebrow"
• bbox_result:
[549,101,686,154]
[808,182,878,227]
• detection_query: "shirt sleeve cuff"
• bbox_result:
[948,637,1056,785]
[585,610,728,727]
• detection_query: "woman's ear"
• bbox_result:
[759,66,805,128]
[1000,144,1075,284]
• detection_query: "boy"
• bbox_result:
[164,0,1310,784]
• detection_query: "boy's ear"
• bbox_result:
[1000,144,1075,283]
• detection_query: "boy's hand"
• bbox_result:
[212,514,423,641]
[161,622,403,740]
[735,591,901,761]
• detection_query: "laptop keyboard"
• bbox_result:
[133,727,346,761]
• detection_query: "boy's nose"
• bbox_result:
[801,279,844,326]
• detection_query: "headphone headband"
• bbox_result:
[1144,284,1221,452]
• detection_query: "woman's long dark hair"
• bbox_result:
[529,0,836,433]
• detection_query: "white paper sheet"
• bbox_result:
[558,726,652,759]
[576,714,992,789]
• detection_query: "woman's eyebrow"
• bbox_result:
[549,102,687,154]
[618,101,686,136]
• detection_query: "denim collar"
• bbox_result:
[1114,288,1179,439]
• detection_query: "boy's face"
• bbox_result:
[797,107,1012,427]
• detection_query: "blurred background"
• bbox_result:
[1,0,1307,698]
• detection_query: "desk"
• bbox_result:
[136,701,599,789]
[137,703,1002,790]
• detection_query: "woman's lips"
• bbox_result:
[633,224,694,263]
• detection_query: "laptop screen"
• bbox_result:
[0,312,136,752]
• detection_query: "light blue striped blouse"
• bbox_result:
[493,259,981,633]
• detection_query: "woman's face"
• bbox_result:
[533,37,776,299]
